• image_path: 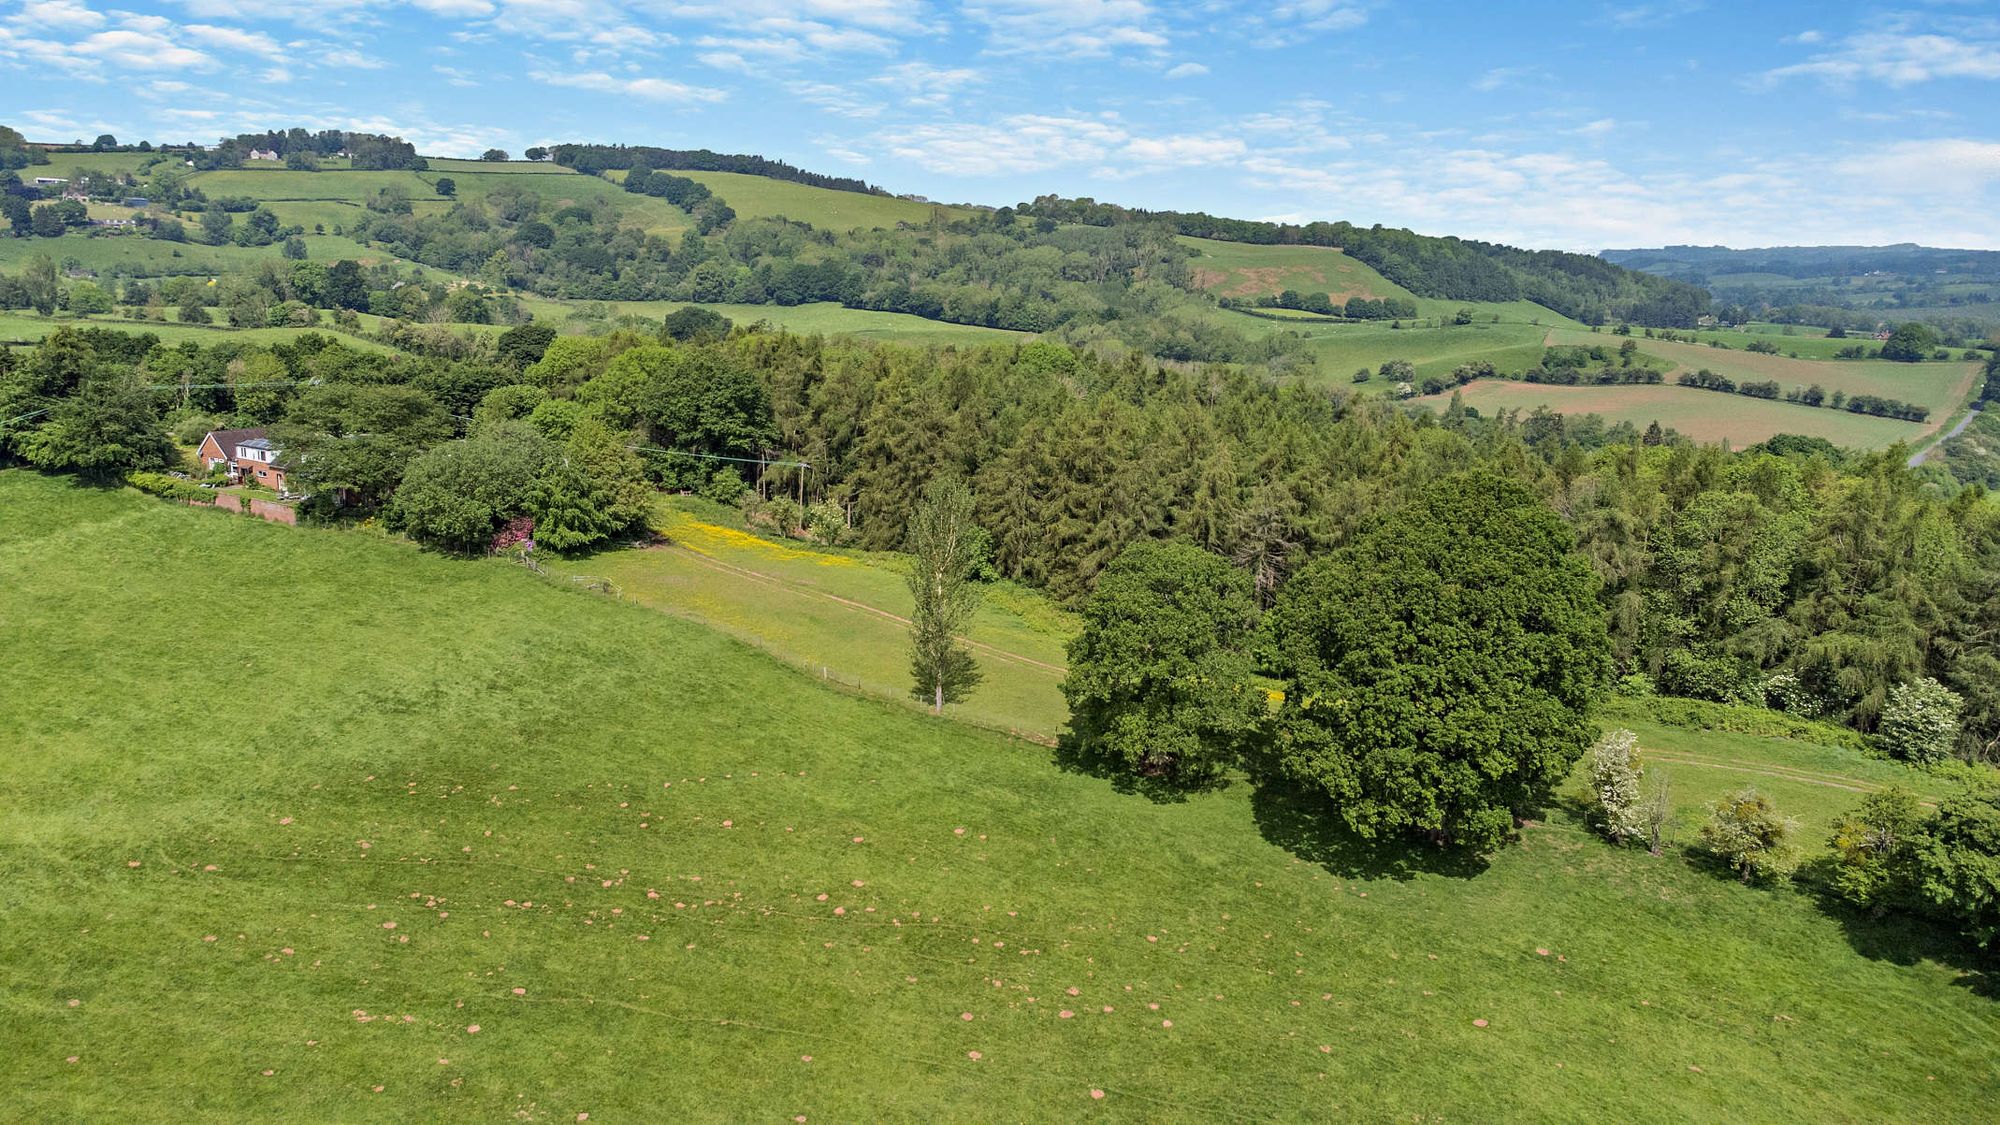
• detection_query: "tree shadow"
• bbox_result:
[1048,736,1226,805]
[1802,878,1998,1000]
[1247,778,1492,882]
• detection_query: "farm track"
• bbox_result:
[1645,750,1935,804]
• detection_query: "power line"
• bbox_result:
[626,443,811,471]
[0,406,52,429]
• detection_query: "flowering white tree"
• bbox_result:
[1590,728,1645,844]
[1878,678,1962,765]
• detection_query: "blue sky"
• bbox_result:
[4,0,1999,249]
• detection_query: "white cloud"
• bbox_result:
[183,23,285,57]
[13,0,105,30]
[530,68,728,102]
[868,61,981,105]
[878,113,1129,175]
[1568,117,1617,138]
[1835,138,2000,196]
[966,0,1168,57]
[1163,61,1206,78]
[1763,30,2000,86]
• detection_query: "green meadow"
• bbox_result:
[1547,329,1979,424]
[1417,379,1930,448]
[1178,236,1412,302]
[3,470,1995,1121]
[671,171,973,230]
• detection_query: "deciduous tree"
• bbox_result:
[1263,472,1610,851]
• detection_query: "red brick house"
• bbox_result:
[195,427,288,492]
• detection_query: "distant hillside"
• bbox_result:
[1603,244,2000,336]
[549,144,888,197]
[1018,195,1710,327]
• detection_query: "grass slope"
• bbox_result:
[1179,237,1411,302]
[1549,329,1977,424]
[3,472,1995,1119]
[6,470,1994,1119]
[670,171,973,230]
[544,498,1072,742]
[1416,380,1927,448]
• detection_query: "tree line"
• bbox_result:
[549,144,887,196]
[9,321,2000,769]
[1013,195,1714,326]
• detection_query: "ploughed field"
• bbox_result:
[2,471,1993,1121]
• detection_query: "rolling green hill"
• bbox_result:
[5,470,1996,1121]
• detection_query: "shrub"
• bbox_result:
[1657,648,1757,704]
[1614,672,1656,697]
[1699,788,1797,883]
[124,470,204,502]
[1826,787,1926,914]
[804,499,846,546]
[699,465,747,506]
[1878,677,1963,765]
[762,497,801,537]
[1589,729,1645,844]
[1762,670,1829,718]
[1909,790,2000,947]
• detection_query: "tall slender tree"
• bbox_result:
[906,477,983,714]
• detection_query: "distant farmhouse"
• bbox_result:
[247,149,280,161]
[196,428,288,492]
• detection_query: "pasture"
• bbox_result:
[669,171,973,230]
[1179,237,1410,303]
[0,310,396,352]
[543,498,1072,743]
[3,470,1993,1120]
[1416,379,1929,448]
[512,297,1026,346]
[1548,329,1979,424]
[1244,317,1551,388]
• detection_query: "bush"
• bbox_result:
[1657,648,1757,704]
[804,499,846,546]
[1878,677,1963,765]
[124,470,204,502]
[1699,788,1797,883]
[1614,672,1656,697]
[1601,695,1870,751]
[1826,787,1926,914]
[1589,729,1645,844]
[762,496,801,537]
[1762,670,1830,719]
[699,465,747,506]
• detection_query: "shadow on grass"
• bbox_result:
[1247,778,1492,882]
[1804,880,1998,1000]
[1049,736,1224,805]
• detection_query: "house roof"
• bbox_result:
[201,427,268,457]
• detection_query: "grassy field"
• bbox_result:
[544,498,1072,742]
[1415,379,1930,448]
[1251,318,1552,389]
[187,167,694,237]
[1179,237,1411,302]
[4,470,1995,1120]
[512,298,1025,346]
[0,310,398,352]
[668,171,973,230]
[1549,329,1978,423]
